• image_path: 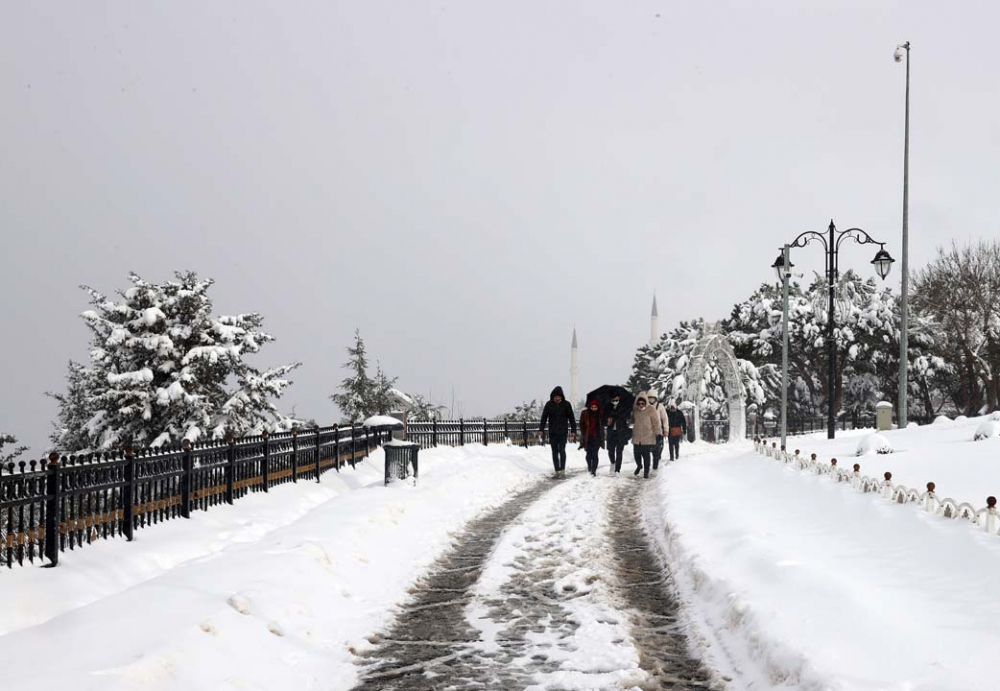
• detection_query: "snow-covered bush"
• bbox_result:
[856,433,893,456]
[991,411,1000,421]
[973,420,1000,441]
[955,415,969,423]
[907,421,919,429]
[50,272,299,451]
[934,415,952,425]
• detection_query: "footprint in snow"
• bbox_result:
[227,594,252,615]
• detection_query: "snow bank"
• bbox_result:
[855,432,893,455]
[974,420,1000,441]
[648,446,1000,690]
[0,444,553,690]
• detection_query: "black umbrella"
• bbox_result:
[585,385,634,415]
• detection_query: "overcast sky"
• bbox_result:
[3,1,998,451]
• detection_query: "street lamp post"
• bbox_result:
[895,41,911,428]
[771,246,793,449]
[775,220,895,440]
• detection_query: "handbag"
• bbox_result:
[670,426,683,437]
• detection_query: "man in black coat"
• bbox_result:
[539,386,576,475]
[604,393,630,474]
[666,402,688,460]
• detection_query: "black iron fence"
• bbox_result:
[405,419,548,449]
[0,425,390,570]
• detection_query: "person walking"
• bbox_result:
[578,398,604,477]
[648,392,669,473]
[539,386,576,476]
[631,392,661,479]
[666,402,688,461]
[605,392,630,475]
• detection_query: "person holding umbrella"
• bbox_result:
[539,386,576,477]
[578,398,604,476]
[587,385,632,475]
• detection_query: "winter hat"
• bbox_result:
[588,398,599,408]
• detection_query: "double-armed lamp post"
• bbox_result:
[772,221,895,441]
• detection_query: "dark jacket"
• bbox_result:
[579,406,605,445]
[666,408,688,435]
[540,386,577,436]
[605,399,630,433]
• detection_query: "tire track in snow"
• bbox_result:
[608,481,717,689]
[353,472,718,690]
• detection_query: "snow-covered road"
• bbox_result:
[356,469,716,690]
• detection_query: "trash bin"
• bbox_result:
[384,441,419,485]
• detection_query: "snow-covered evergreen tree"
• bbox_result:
[47,360,100,450]
[500,399,542,422]
[370,362,399,416]
[53,272,298,451]
[406,394,445,421]
[629,318,767,419]
[331,330,376,422]
[727,271,897,419]
[1,432,27,466]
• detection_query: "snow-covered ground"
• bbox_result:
[1,444,552,691]
[769,413,1000,508]
[651,418,1000,690]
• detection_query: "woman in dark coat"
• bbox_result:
[579,398,604,476]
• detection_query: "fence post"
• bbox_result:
[460,418,465,446]
[262,430,271,491]
[523,420,528,448]
[351,425,357,468]
[123,446,135,542]
[365,427,371,456]
[504,419,509,443]
[432,419,438,447]
[225,434,235,504]
[43,452,61,567]
[315,427,322,482]
[181,440,193,518]
[483,418,488,446]
[333,425,340,472]
[291,429,299,483]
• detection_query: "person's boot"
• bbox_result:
[633,465,641,476]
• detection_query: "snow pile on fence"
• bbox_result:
[0,444,553,691]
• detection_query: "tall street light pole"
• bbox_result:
[771,246,793,449]
[776,221,895,439]
[895,41,911,428]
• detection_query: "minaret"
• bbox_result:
[570,327,580,407]
[649,294,659,347]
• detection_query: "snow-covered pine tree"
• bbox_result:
[727,271,897,420]
[406,394,445,421]
[628,318,767,418]
[47,360,101,451]
[500,400,542,422]
[1,432,27,466]
[370,362,399,416]
[59,271,298,450]
[331,330,375,422]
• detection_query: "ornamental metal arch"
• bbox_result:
[683,334,747,443]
